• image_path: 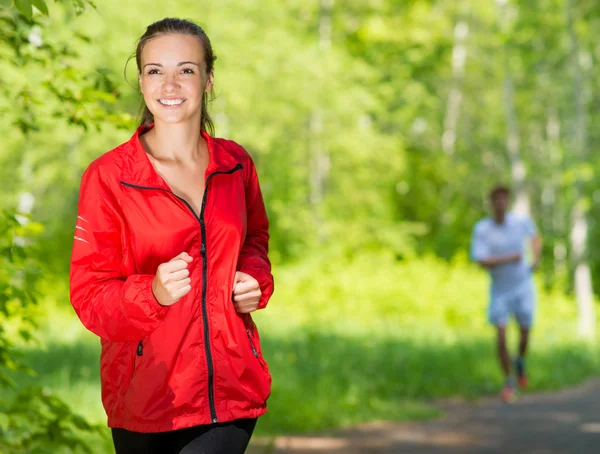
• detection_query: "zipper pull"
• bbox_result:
[246,329,259,358]
[137,341,144,356]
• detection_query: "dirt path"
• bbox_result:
[248,379,600,454]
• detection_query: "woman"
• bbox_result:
[69,18,274,454]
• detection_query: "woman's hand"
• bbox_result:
[232,271,261,313]
[152,252,193,306]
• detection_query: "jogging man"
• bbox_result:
[470,185,542,402]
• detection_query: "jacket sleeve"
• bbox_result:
[237,157,274,309]
[69,165,169,342]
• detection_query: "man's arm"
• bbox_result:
[477,253,522,269]
[471,222,521,270]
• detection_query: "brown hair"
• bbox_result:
[489,185,510,200]
[134,18,217,135]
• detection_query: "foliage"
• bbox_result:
[10,0,95,20]
[0,210,42,388]
[0,210,105,452]
[1,387,105,453]
[0,0,114,451]
[2,0,600,449]
[15,252,600,448]
[252,252,600,434]
[0,0,126,135]
[2,0,598,291]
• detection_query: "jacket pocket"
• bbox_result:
[246,328,266,372]
[130,340,144,383]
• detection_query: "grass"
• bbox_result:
[7,251,600,451]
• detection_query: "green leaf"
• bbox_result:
[18,328,32,342]
[71,415,92,430]
[0,412,9,432]
[71,0,86,15]
[30,0,49,15]
[15,0,33,19]
[88,90,117,103]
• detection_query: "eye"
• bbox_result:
[182,68,195,74]
[147,68,160,75]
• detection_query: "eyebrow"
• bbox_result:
[143,61,201,69]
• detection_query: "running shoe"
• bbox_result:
[500,385,515,402]
[515,358,528,389]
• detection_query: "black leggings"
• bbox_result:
[111,418,257,454]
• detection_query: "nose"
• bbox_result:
[163,72,180,92]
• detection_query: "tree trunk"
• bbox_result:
[502,72,529,215]
[566,0,595,338]
[438,13,469,227]
[502,72,527,209]
[441,18,468,156]
[495,0,529,215]
[309,0,333,238]
[543,109,567,286]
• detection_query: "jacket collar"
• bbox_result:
[121,124,241,188]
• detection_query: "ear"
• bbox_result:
[205,69,215,93]
[138,72,143,93]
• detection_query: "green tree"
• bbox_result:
[0,0,118,450]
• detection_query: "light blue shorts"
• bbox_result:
[488,280,536,328]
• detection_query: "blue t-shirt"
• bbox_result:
[471,212,537,297]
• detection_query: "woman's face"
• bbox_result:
[139,33,213,126]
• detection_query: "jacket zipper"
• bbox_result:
[246,328,265,371]
[120,162,243,424]
[131,340,143,381]
[135,340,143,366]
[198,164,243,423]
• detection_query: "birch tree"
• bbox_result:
[496,0,530,215]
[566,0,595,338]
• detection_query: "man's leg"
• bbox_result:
[518,326,530,357]
[515,326,530,388]
[515,281,535,389]
[496,324,516,401]
[490,297,515,400]
[496,325,511,377]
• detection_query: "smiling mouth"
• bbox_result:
[158,99,185,106]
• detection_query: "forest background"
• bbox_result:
[1,0,600,452]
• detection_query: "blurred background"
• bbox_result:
[1,0,600,452]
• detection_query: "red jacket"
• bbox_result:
[69,126,274,432]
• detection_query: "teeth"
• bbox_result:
[159,99,183,106]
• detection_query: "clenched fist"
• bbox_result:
[152,252,193,307]
[232,271,261,313]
